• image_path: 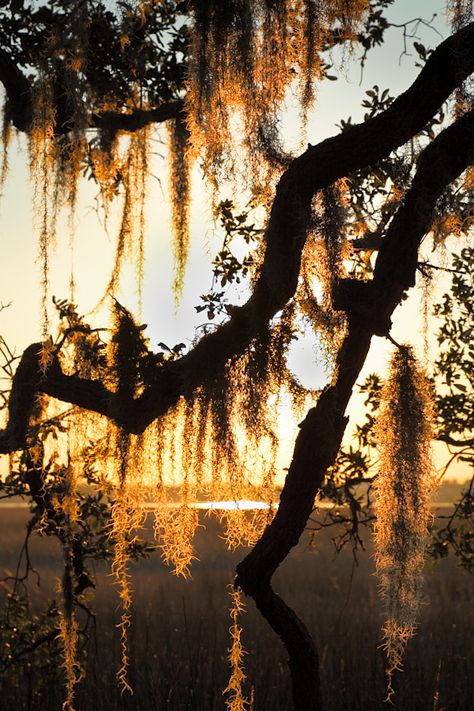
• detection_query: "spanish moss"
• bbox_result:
[374,346,435,699]
[186,0,369,193]
[168,116,193,304]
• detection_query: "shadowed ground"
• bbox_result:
[0,506,472,711]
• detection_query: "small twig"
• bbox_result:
[417,260,465,275]
[1,628,60,668]
[334,557,357,631]
[385,332,402,349]
[393,15,442,65]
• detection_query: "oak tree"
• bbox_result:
[0,1,473,709]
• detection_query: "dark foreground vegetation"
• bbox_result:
[1,507,472,711]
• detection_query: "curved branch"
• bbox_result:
[90,100,184,135]
[0,344,113,454]
[236,106,474,588]
[0,44,184,136]
[2,26,474,453]
[253,586,322,709]
[437,434,474,447]
[235,109,474,708]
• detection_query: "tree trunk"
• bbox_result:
[236,108,474,710]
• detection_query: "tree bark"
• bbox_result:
[235,109,474,710]
[2,26,474,452]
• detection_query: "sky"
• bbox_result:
[0,0,469,482]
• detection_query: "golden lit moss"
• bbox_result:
[51,1,90,212]
[138,419,165,491]
[0,103,11,191]
[154,499,200,577]
[63,460,81,526]
[225,586,252,711]
[89,132,122,213]
[29,78,57,336]
[133,128,149,312]
[107,299,150,408]
[220,506,273,551]
[298,182,349,360]
[55,456,81,711]
[463,165,474,190]
[186,321,308,520]
[418,268,435,359]
[110,490,135,694]
[186,1,368,193]
[374,346,435,699]
[58,552,81,711]
[181,397,209,493]
[109,429,147,693]
[152,401,203,576]
[298,0,323,114]
[199,377,257,505]
[320,183,350,285]
[168,116,193,304]
[36,449,81,711]
[105,128,150,307]
[146,329,302,562]
[26,2,92,333]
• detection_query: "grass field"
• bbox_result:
[0,506,473,711]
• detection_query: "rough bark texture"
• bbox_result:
[1,21,474,711]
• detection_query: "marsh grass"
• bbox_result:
[0,507,472,710]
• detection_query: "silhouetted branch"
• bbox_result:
[0,43,184,136]
[90,101,184,136]
[1,27,474,457]
[417,260,466,275]
[235,106,474,711]
[438,434,474,447]
[0,49,33,132]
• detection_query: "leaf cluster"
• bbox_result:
[196,200,262,321]
[0,1,187,109]
[433,248,474,439]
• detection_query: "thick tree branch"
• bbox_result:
[0,344,112,454]
[2,27,474,454]
[253,586,322,709]
[438,434,474,447]
[237,112,474,592]
[235,108,474,589]
[234,109,474,709]
[258,21,474,308]
[0,45,183,136]
[90,101,184,135]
